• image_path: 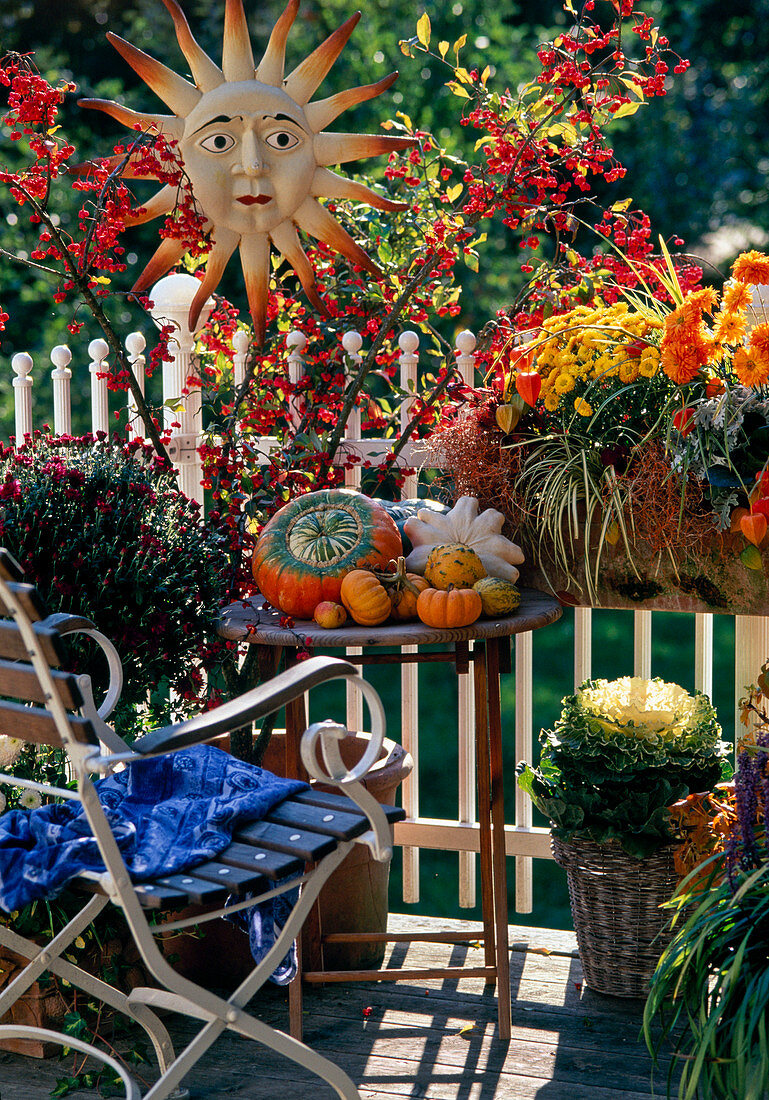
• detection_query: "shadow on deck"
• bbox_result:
[0,915,677,1100]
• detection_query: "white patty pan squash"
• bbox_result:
[404,496,525,582]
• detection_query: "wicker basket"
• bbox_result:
[551,835,679,998]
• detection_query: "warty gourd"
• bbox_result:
[404,496,524,583]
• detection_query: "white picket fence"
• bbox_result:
[7,273,766,915]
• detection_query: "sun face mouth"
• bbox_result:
[236,194,272,206]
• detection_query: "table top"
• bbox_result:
[219,587,562,648]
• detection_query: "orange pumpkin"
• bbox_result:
[416,586,482,629]
[374,557,429,621]
[340,570,392,626]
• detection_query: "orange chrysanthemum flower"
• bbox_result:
[732,250,769,286]
[733,346,769,387]
[714,309,747,345]
[687,287,719,314]
[723,280,753,311]
[661,344,706,385]
[749,323,769,361]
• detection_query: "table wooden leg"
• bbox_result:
[486,637,512,1040]
[283,654,324,1026]
[472,645,496,976]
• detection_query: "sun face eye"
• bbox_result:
[264,130,301,151]
[199,132,236,154]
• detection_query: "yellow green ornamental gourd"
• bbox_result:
[473,577,521,616]
[424,543,486,590]
[404,496,524,582]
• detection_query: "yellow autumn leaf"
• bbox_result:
[438,40,449,59]
[481,65,491,86]
[447,82,470,99]
[605,521,620,546]
[416,12,431,48]
[611,100,646,120]
[453,33,467,53]
[446,183,463,203]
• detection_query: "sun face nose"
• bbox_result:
[235,129,266,178]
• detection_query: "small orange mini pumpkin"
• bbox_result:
[416,585,482,629]
[340,569,392,626]
[374,557,429,621]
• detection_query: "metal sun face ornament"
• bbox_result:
[80,0,414,342]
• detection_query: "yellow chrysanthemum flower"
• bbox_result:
[619,360,640,383]
[554,372,575,394]
[544,391,560,412]
[574,397,593,417]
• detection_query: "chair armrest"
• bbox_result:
[132,655,360,756]
[300,719,394,862]
[44,613,124,721]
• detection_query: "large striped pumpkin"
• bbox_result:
[252,489,403,619]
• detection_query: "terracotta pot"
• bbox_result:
[0,943,69,1057]
[161,730,412,981]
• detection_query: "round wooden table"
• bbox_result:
[220,588,562,1040]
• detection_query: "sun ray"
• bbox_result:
[269,221,326,315]
[311,167,408,212]
[239,233,271,345]
[78,99,183,142]
[222,0,255,82]
[106,32,201,116]
[125,184,178,226]
[68,152,167,181]
[132,236,191,296]
[283,12,361,106]
[314,131,416,166]
[188,228,241,329]
[294,197,381,277]
[304,72,398,132]
[255,0,299,86]
[159,0,224,91]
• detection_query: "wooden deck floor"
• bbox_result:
[0,915,676,1100]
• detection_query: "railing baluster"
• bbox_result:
[233,328,249,392]
[455,330,479,908]
[50,345,72,437]
[125,332,146,438]
[88,338,110,436]
[342,331,364,737]
[398,330,421,904]
[515,631,534,912]
[11,352,33,442]
[695,613,713,699]
[286,330,306,429]
[574,606,592,688]
[633,609,653,678]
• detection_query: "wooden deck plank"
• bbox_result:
[0,915,675,1099]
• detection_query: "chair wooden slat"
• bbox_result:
[265,799,370,841]
[0,582,48,623]
[0,621,67,666]
[0,660,83,709]
[234,819,337,863]
[132,881,190,910]
[295,787,406,825]
[189,859,269,896]
[0,549,25,582]
[217,841,303,881]
[156,873,232,906]
[0,700,97,746]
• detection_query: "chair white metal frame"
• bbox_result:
[0,548,402,1099]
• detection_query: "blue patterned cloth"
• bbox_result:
[0,744,308,979]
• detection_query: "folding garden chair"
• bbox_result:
[0,547,403,1099]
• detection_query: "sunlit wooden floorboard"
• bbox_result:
[0,915,676,1099]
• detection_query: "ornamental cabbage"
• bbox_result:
[517,676,732,857]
